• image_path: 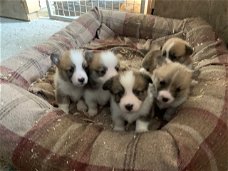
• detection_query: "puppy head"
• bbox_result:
[142,50,164,73]
[85,50,120,88]
[153,61,193,108]
[50,49,88,87]
[161,38,193,66]
[103,70,152,113]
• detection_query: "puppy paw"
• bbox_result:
[88,108,98,117]
[136,120,149,133]
[58,104,69,114]
[139,67,147,73]
[113,126,125,132]
[191,79,198,87]
[76,100,88,112]
[136,127,149,133]
[163,113,172,121]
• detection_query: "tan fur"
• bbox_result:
[58,51,73,70]
[162,38,189,57]
[50,49,88,114]
[133,72,150,100]
[162,38,193,67]
[134,72,148,90]
[141,50,162,73]
[103,70,154,132]
[84,50,119,116]
[88,53,102,70]
[153,61,192,105]
[104,70,152,103]
[154,62,192,89]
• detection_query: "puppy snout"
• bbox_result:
[158,90,174,104]
[78,77,85,83]
[125,104,133,111]
[162,97,169,102]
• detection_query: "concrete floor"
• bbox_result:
[0,17,69,62]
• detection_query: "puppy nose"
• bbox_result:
[78,78,85,83]
[162,97,169,102]
[125,104,133,111]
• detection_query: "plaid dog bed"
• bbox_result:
[0,7,228,171]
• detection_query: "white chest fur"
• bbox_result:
[55,73,84,102]
[84,87,110,105]
[111,91,154,124]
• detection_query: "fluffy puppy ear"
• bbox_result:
[141,72,152,84]
[155,56,168,67]
[84,50,94,64]
[192,69,200,80]
[103,77,113,91]
[50,53,60,65]
[185,45,194,55]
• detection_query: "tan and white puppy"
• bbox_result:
[142,38,194,73]
[103,70,155,132]
[50,49,88,114]
[152,60,193,121]
[161,37,194,68]
[83,50,120,116]
[141,49,162,73]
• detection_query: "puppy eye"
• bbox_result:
[100,69,106,75]
[117,91,123,96]
[115,65,120,71]
[169,53,177,60]
[160,80,166,86]
[176,87,181,93]
[162,51,166,57]
[97,67,107,76]
[114,90,124,97]
[82,63,87,69]
[133,89,143,96]
[68,66,74,73]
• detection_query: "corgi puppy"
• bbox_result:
[152,60,193,121]
[83,50,120,116]
[50,49,88,114]
[161,37,194,68]
[142,38,194,73]
[103,70,155,132]
[141,49,162,73]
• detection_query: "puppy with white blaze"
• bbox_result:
[152,60,193,121]
[83,50,120,116]
[103,70,155,132]
[161,37,194,68]
[142,37,194,73]
[50,49,88,114]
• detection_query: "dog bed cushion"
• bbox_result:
[0,7,228,171]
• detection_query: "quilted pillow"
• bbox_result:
[0,7,227,171]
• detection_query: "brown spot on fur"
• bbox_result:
[153,61,192,98]
[104,70,152,103]
[142,50,162,73]
[103,74,124,103]
[162,38,193,66]
[55,50,76,83]
[88,53,102,70]
[58,51,73,70]
[133,71,151,101]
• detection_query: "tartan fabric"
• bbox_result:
[0,8,228,171]
[154,0,228,44]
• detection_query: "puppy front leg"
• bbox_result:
[136,119,149,133]
[56,91,70,114]
[85,98,98,117]
[113,116,125,131]
[163,107,177,121]
[76,99,88,112]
